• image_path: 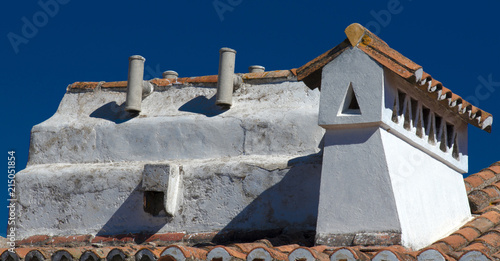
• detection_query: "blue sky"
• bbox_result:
[1,1,499,236]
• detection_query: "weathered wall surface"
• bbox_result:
[28,82,323,165]
[17,81,325,239]
[16,156,322,239]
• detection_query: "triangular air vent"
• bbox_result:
[339,82,361,115]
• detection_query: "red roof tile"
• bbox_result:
[296,23,493,132]
[67,69,298,91]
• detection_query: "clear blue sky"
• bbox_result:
[1,1,499,236]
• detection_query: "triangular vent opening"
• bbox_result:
[339,82,361,115]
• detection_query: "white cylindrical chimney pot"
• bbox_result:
[248,65,265,73]
[162,70,179,79]
[125,55,146,113]
[216,47,237,107]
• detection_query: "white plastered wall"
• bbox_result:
[381,129,471,250]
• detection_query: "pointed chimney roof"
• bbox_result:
[297,23,493,132]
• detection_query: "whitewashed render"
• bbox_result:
[16,80,325,239]
[315,47,471,250]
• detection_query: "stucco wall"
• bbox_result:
[16,81,325,239]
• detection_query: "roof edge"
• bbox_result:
[296,23,493,132]
[67,69,297,92]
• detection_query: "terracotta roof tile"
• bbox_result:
[453,227,482,243]
[81,250,101,261]
[233,242,269,253]
[248,246,288,261]
[476,231,500,250]
[25,249,48,261]
[0,250,19,261]
[492,250,500,260]
[475,170,497,183]
[48,235,92,246]
[161,245,208,261]
[426,243,453,255]
[488,165,500,175]
[465,168,499,194]
[288,247,330,261]
[416,249,454,261]
[17,235,50,246]
[481,211,500,225]
[330,247,371,261]
[464,217,496,234]
[371,249,415,261]
[5,242,498,261]
[437,234,468,251]
[146,232,186,243]
[296,23,493,132]
[462,242,491,255]
[458,250,492,261]
[465,175,489,192]
[296,39,351,89]
[67,81,99,90]
[272,244,301,253]
[482,203,500,215]
[101,81,128,88]
[68,69,298,93]
[52,249,75,261]
[207,246,247,261]
[483,187,500,200]
[469,187,500,214]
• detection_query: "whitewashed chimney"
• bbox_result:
[300,23,493,250]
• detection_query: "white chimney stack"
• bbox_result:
[296,23,492,250]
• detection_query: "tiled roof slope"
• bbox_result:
[6,163,500,261]
[296,23,493,133]
[428,161,500,260]
[1,238,491,260]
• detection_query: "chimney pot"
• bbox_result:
[216,47,237,108]
[125,55,153,113]
[162,70,179,79]
[248,65,265,73]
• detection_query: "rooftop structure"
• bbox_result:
[6,24,497,261]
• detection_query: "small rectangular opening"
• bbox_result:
[410,98,418,123]
[446,123,454,148]
[435,115,442,138]
[422,107,430,133]
[398,90,406,117]
[144,191,166,216]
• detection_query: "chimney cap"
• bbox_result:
[248,65,265,73]
[162,70,179,79]
[129,55,146,62]
[220,47,236,54]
